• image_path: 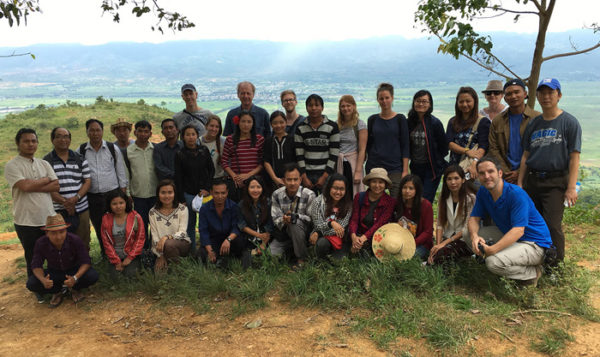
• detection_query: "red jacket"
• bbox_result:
[348,191,396,240]
[101,211,145,265]
[399,198,434,250]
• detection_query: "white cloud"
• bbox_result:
[0,0,598,47]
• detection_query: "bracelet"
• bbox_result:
[73,275,78,282]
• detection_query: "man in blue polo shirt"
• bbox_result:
[468,156,552,287]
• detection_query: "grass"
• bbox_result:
[3,206,598,354]
[531,326,575,356]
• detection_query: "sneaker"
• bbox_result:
[34,292,45,304]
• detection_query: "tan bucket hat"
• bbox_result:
[372,223,416,262]
[482,80,504,93]
[362,167,392,187]
[110,118,133,134]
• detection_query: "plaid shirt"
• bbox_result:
[271,186,315,230]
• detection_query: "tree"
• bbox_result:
[0,0,194,33]
[415,0,600,107]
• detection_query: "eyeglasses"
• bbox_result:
[415,100,430,105]
[485,91,503,96]
[282,98,296,103]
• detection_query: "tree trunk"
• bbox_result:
[526,0,556,108]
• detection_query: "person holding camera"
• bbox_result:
[270,163,315,267]
[468,156,553,287]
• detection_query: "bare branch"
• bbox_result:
[0,51,33,58]
[484,7,539,16]
[434,34,521,80]
[543,42,600,61]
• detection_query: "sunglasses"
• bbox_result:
[485,91,503,96]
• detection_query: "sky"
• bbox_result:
[1,0,599,47]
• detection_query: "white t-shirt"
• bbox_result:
[4,155,58,226]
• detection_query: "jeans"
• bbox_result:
[410,162,442,203]
[184,192,198,254]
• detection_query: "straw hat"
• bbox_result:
[482,80,504,93]
[110,118,132,134]
[363,167,392,186]
[41,215,71,231]
[372,223,416,262]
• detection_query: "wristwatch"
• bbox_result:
[76,193,82,200]
[226,237,233,243]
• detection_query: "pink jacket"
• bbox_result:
[101,211,145,265]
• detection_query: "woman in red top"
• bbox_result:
[394,174,434,260]
[221,110,265,201]
[101,189,145,278]
[348,168,396,256]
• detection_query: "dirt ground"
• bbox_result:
[0,243,598,357]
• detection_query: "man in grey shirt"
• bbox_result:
[172,83,213,138]
[77,118,128,257]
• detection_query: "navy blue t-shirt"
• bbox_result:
[471,182,552,248]
[366,114,409,173]
[507,113,524,170]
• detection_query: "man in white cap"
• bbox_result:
[518,78,582,264]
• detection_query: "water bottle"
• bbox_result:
[564,181,581,207]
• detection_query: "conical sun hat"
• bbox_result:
[372,223,416,262]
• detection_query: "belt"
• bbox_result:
[528,169,568,179]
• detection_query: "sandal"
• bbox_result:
[49,292,64,308]
[71,290,85,304]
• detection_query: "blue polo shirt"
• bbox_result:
[198,198,241,248]
[471,182,552,248]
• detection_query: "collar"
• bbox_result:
[132,142,154,151]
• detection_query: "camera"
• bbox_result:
[289,213,299,224]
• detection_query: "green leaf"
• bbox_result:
[30,53,35,60]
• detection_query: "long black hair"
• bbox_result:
[240,176,270,227]
[438,165,471,228]
[395,174,424,222]
[323,173,352,218]
[407,89,434,131]
[233,110,257,148]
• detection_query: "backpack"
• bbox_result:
[79,141,118,172]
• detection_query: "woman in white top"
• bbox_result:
[336,95,367,196]
[201,115,227,179]
[427,165,475,265]
[149,179,190,271]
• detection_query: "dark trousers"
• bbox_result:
[315,237,347,260]
[132,196,156,248]
[198,236,250,269]
[88,190,118,257]
[14,224,45,277]
[431,239,472,265]
[26,266,99,294]
[525,173,567,261]
[163,239,191,263]
[410,162,442,203]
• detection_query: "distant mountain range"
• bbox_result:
[1,30,599,99]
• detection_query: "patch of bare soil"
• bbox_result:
[0,243,598,356]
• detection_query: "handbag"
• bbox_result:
[458,116,483,176]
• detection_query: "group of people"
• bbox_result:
[5,77,581,307]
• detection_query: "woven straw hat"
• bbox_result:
[372,223,416,262]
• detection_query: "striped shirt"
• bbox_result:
[221,135,265,175]
[43,149,91,213]
[294,116,340,176]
